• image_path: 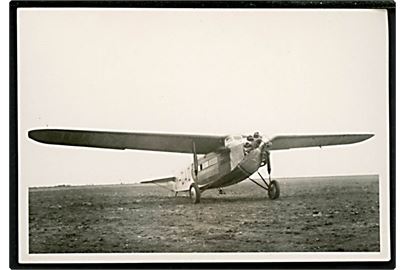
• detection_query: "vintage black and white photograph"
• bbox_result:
[14,5,392,265]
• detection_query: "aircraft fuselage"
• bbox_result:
[173,135,265,192]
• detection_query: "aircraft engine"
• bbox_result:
[243,131,263,154]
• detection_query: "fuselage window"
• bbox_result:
[202,161,209,170]
[198,158,218,171]
[208,157,218,166]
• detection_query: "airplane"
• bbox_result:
[28,129,374,203]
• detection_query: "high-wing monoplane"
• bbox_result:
[28,129,373,203]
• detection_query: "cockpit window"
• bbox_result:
[225,135,244,147]
[226,135,243,141]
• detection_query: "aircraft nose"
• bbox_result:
[240,149,262,175]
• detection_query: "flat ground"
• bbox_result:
[29,175,379,253]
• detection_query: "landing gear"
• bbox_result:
[268,180,280,200]
[248,151,281,200]
[189,183,201,204]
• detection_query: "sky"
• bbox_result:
[18,8,389,187]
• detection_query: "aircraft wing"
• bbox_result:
[140,176,176,184]
[28,129,226,154]
[268,134,374,150]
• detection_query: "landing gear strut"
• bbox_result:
[248,151,280,200]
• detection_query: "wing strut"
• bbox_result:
[192,141,199,180]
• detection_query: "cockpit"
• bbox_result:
[224,135,243,146]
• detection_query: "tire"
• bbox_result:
[268,180,280,200]
[189,183,201,204]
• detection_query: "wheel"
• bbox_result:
[268,180,280,200]
[189,183,201,204]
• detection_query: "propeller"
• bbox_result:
[266,151,271,175]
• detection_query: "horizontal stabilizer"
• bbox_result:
[28,129,226,154]
[140,177,176,184]
[269,134,374,150]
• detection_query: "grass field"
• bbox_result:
[29,175,379,253]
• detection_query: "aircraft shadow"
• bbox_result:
[172,195,278,205]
